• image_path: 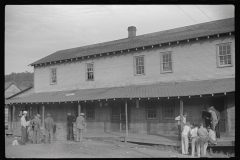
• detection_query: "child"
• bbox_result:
[181,122,192,155]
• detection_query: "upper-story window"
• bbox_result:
[161,52,172,73]
[86,63,94,81]
[217,43,232,67]
[50,68,57,85]
[134,56,145,75]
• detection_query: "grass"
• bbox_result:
[207,148,235,158]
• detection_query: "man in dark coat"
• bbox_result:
[202,107,211,128]
[67,113,76,141]
[32,114,41,144]
[44,113,54,144]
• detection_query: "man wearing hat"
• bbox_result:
[67,112,76,141]
[75,113,85,142]
[44,113,55,144]
[20,111,30,145]
[175,112,188,141]
[32,114,41,144]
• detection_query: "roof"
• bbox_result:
[5,78,235,104]
[18,84,31,91]
[30,18,234,66]
[6,86,33,100]
[5,81,21,91]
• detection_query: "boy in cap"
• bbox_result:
[75,113,85,142]
[20,111,30,145]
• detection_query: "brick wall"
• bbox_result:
[34,36,235,93]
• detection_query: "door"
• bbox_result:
[111,101,130,132]
[210,97,226,133]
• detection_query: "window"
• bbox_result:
[146,101,157,119]
[134,56,145,75]
[50,68,57,84]
[86,63,94,81]
[163,100,175,119]
[86,104,95,119]
[161,52,172,73]
[217,43,232,67]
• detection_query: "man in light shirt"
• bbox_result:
[197,122,209,157]
[190,123,199,157]
[207,126,217,145]
[20,111,30,145]
[181,122,192,155]
[175,112,187,141]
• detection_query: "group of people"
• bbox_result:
[175,106,220,157]
[20,111,86,145]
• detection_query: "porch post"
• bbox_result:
[125,100,128,142]
[78,103,81,116]
[180,99,183,129]
[120,106,122,132]
[12,105,15,129]
[7,105,11,130]
[42,105,45,128]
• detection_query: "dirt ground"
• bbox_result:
[5,136,192,158]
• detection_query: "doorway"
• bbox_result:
[111,101,130,132]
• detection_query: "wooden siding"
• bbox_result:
[34,36,235,93]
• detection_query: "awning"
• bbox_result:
[5,78,235,104]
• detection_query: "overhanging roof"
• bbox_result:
[30,18,234,66]
[5,78,235,104]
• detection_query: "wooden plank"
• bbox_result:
[125,100,128,138]
[180,99,183,128]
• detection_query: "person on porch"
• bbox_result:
[20,111,30,145]
[75,113,85,142]
[44,113,55,144]
[190,123,199,157]
[202,107,211,128]
[209,106,221,138]
[175,112,187,141]
[67,112,76,141]
[208,107,218,131]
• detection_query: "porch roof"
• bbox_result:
[5,78,235,104]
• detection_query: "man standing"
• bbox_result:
[208,107,218,131]
[20,111,30,145]
[197,123,209,157]
[202,107,211,128]
[175,112,187,141]
[44,113,54,144]
[210,106,221,138]
[76,113,85,142]
[67,113,76,141]
[32,114,41,144]
[181,122,192,155]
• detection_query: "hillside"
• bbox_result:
[5,71,34,88]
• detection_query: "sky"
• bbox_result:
[5,5,234,75]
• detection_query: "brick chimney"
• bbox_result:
[128,26,137,38]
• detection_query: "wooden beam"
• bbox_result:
[12,105,15,130]
[125,100,128,142]
[42,105,45,128]
[78,103,81,116]
[120,106,122,132]
[180,99,183,129]
[8,105,11,131]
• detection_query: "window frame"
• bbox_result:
[146,101,157,119]
[86,62,94,81]
[162,100,175,119]
[216,42,233,68]
[50,68,57,85]
[134,56,145,76]
[160,51,173,74]
[86,103,95,120]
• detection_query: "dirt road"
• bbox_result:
[5,136,191,158]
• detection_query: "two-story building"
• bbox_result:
[5,18,235,140]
